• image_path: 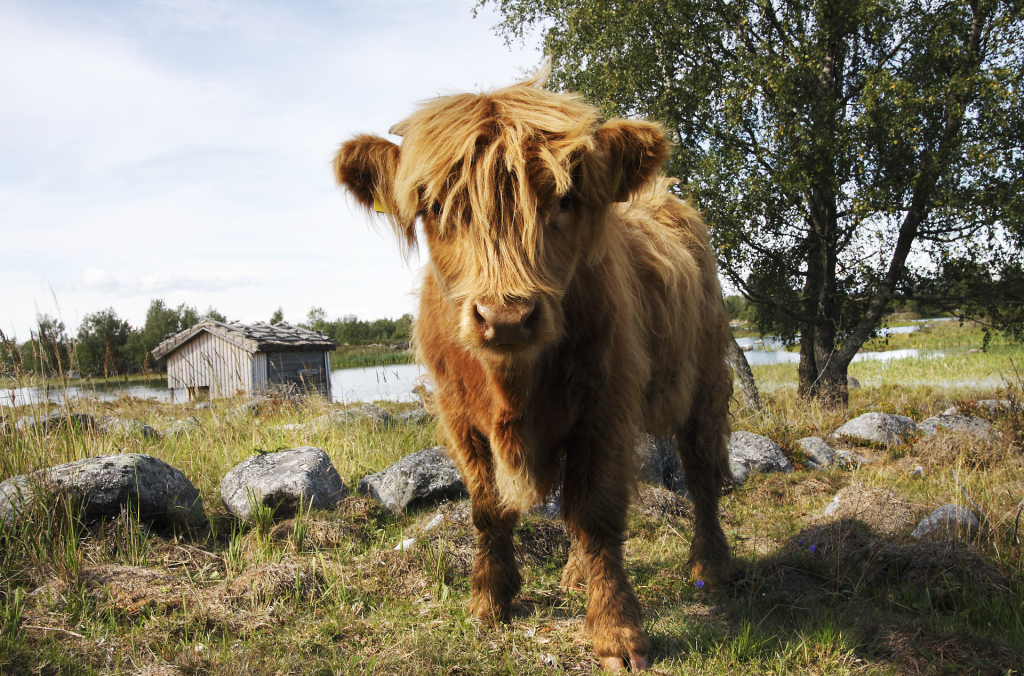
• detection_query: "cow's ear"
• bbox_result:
[594,119,669,202]
[334,134,416,250]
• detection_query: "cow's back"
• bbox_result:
[617,178,732,435]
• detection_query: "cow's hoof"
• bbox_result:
[599,653,648,671]
[467,595,510,626]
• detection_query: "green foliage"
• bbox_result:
[300,308,413,346]
[484,0,1024,403]
[269,307,285,325]
[74,308,132,377]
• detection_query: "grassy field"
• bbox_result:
[1,330,1023,675]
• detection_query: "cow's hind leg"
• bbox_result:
[562,445,649,671]
[459,430,521,624]
[676,381,732,586]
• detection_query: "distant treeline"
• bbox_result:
[0,301,413,378]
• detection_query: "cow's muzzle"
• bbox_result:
[473,298,538,346]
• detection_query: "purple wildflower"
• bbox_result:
[696,579,705,589]
[808,544,816,554]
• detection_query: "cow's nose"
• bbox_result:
[474,299,538,345]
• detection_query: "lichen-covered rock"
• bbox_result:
[220,447,348,522]
[917,414,995,441]
[0,454,205,526]
[162,416,200,438]
[396,407,431,426]
[728,431,794,484]
[796,437,836,469]
[834,412,917,447]
[911,504,980,540]
[357,447,466,513]
[16,411,96,434]
[96,416,159,439]
[634,434,685,491]
[317,404,393,429]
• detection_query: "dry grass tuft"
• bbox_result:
[225,560,327,607]
[812,482,918,535]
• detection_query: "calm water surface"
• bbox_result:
[1,363,427,406]
[0,324,952,406]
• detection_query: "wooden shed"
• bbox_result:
[151,320,337,400]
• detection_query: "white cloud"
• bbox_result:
[0,0,539,338]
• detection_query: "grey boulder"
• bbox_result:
[943,399,1013,416]
[0,454,205,526]
[635,434,686,492]
[16,411,96,434]
[317,404,393,429]
[847,375,861,389]
[728,431,794,484]
[834,412,917,447]
[358,447,466,513]
[396,407,431,426]
[796,437,836,469]
[97,416,159,439]
[917,414,995,441]
[220,446,348,522]
[911,504,980,540]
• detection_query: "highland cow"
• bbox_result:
[334,72,733,671]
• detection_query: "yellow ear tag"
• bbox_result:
[373,192,390,214]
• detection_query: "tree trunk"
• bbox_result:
[727,338,761,412]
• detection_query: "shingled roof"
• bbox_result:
[151,319,337,360]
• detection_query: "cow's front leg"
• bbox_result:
[455,429,521,624]
[562,441,649,671]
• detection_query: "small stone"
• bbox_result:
[727,431,794,484]
[847,375,861,389]
[912,465,924,477]
[834,412,917,447]
[394,538,416,551]
[796,437,836,469]
[357,447,466,513]
[912,504,980,540]
[835,450,870,468]
[220,447,348,523]
[195,402,215,411]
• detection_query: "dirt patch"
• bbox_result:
[876,539,1009,591]
[267,517,353,550]
[815,482,917,535]
[515,518,570,567]
[225,561,328,607]
[633,485,693,520]
[76,565,189,616]
[874,624,1021,675]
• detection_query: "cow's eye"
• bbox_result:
[431,201,442,216]
[559,193,572,209]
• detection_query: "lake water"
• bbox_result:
[0,363,428,407]
[0,322,950,406]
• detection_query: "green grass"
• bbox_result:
[329,345,415,370]
[1,324,1023,674]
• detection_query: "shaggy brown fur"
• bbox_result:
[334,72,733,671]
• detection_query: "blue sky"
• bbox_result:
[0,0,539,339]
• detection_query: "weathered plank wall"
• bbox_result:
[166,332,252,398]
[267,350,330,396]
